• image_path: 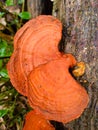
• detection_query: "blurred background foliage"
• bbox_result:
[0,0,31,130]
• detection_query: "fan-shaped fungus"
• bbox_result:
[7,15,89,130]
[7,15,62,96]
[28,55,89,123]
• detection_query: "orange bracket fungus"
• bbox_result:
[7,15,89,130]
[7,15,62,96]
[23,110,55,130]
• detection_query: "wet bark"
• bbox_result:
[27,0,98,130]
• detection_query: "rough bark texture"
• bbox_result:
[27,0,43,18]
[52,0,98,130]
[27,0,53,17]
[27,0,98,130]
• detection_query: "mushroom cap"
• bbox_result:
[28,55,89,123]
[7,15,62,96]
[23,110,55,130]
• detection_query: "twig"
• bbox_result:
[0,31,13,42]
[0,56,11,59]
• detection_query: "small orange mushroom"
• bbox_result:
[7,15,89,130]
[23,110,55,130]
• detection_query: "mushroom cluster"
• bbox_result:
[7,15,89,130]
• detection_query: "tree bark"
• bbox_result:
[27,0,43,18]
[27,0,53,18]
[52,0,98,130]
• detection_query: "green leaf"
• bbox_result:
[18,12,31,20]
[0,69,9,78]
[0,60,3,69]
[0,39,13,57]
[0,40,7,56]
[18,0,24,4]
[5,0,14,6]
[0,109,8,117]
[0,12,5,18]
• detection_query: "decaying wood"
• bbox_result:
[52,0,98,130]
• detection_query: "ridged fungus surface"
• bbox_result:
[7,15,89,130]
[23,110,55,130]
[7,15,62,96]
[28,55,89,123]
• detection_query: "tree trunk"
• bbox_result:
[27,0,98,129]
[52,0,98,130]
[27,0,53,18]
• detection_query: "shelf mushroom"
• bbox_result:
[28,54,89,123]
[7,15,89,130]
[7,15,62,96]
